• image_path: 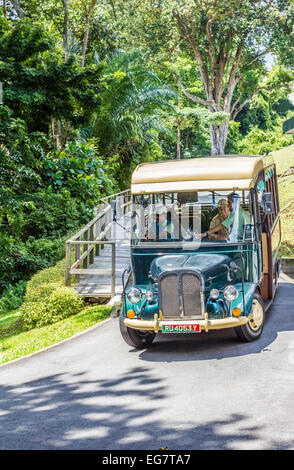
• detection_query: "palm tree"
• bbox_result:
[90,51,176,185]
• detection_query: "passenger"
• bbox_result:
[208,199,230,240]
[201,192,250,240]
[146,207,175,240]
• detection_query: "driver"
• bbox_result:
[201,193,250,240]
[208,199,230,240]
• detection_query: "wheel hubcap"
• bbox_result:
[248,299,264,331]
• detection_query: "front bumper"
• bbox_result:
[124,314,248,333]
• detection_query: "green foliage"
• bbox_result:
[24,237,66,265]
[109,0,294,154]
[21,286,84,330]
[238,121,294,155]
[0,235,51,292]
[25,258,66,299]
[0,17,104,133]
[94,51,175,151]
[0,17,108,292]
[0,281,27,315]
[0,232,67,295]
[0,187,92,293]
[91,50,176,186]
[6,190,92,241]
[25,282,63,303]
[21,254,83,331]
[42,140,112,204]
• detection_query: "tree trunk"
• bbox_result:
[12,0,25,19]
[61,0,70,61]
[81,0,97,67]
[52,119,62,150]
[177,119,181,159]
[210,122,229,156]
[185,128,190,149]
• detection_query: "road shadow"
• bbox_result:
[139,280,294,362]
[0,365,292,450]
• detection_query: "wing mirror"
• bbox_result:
[230,262,239,273]
[261,192,275,215]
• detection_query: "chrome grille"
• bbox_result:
[181,273,202,317]
[159,271,203,319]
[160,273,181,318]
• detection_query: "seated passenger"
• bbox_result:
[201,193,250,240]
[146,207,174,240]
[208,199,230,240]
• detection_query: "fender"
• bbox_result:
[230,282,257,316]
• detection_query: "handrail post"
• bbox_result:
[83,229,88,269]
[75,238,80,283]
[95,204,101,256]
[111,242,115,297]
[90,225,94,264]
[66,241,72,286]
[101,203,105,249]
[66,188,130,295]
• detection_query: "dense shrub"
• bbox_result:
[16,190,93,242]
[21,287,84,330]
[42,141,111,205]
[0,281,27,314]
[25,259,66,300]
[25,282,63,303]
[237,121,294,155]
[25,237,66,265]
[0,235,68,294]
[0,235,48,293]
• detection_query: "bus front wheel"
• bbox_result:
[234,293,265,342]
[119,315,156,349]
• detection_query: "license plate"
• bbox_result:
[161,323,201,333]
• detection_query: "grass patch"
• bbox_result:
[272,145,294,257]
[0,245,113,364]
[0,304,112,365]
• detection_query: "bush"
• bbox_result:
[0,280,27,314]
[21,286,84,330]
[25,282,62,303]
[25,259,66,300]
[25,237,66,266]
[18,189,93,241]
[42,141,106,205]
[238,122,294,155]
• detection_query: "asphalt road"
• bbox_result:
[0,276,294,450]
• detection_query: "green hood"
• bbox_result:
[150,253,232,291]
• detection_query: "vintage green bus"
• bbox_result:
[119,155,281,349]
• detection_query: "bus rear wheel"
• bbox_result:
[119,315,156,349]
[234,293,265,342]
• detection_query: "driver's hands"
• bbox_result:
[194,232,205,240]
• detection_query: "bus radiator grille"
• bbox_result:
[159,271,204,319]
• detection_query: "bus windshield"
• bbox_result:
[131,190,256,247]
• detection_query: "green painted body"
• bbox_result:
[123,242,262,321]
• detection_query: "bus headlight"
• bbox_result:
[223,285,239,301]
[145,290,154,302]
[210,288,220,300]
[127,288,142,304]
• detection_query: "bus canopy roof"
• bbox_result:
[131,154,274,194]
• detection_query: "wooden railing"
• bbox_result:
[65,189,131,296]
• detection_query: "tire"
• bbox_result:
[234,292,265,342]
[119,314,156,349]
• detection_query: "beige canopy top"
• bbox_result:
[131,154,274,194]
